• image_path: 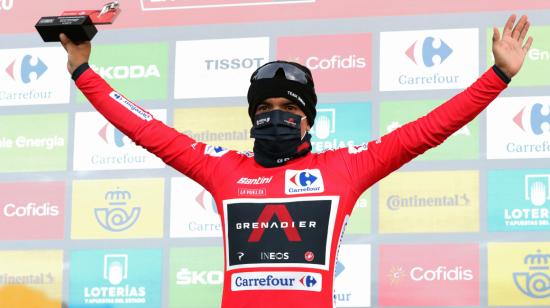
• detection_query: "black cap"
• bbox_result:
[247,61,317,126]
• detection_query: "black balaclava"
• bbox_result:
[247,61,318,167]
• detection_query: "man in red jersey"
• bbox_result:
[60,14,532,308]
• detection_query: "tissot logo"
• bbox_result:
[285,169,324,195]
[224,196,338,270]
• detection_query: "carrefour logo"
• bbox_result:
[5,54,48,84]
[285,169,324,195]
[513,249,550,298]
[513,103,550,136]
[98,124,126,148]
[406,37,453,68]
[231,271,322,292]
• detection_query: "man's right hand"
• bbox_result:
[59,33,91,75]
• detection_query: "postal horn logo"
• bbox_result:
[513,103,550,136]
[5,54,48,84]
[513,249,550,298]
[95,187,141,232]
[406,37,453,68]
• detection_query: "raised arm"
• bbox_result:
[59,34,225,190]
[340,14,533,194]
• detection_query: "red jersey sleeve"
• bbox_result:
[337,67,508,197]
[75,67,232,191]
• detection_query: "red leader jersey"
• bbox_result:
[75,66,507,308]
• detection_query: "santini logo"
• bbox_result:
[285,169,324,195]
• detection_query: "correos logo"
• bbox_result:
[176,268,223,285]
[410,266,473,281]
[305,55,366,70]
[90,64,160,80]
[2,202,59,217]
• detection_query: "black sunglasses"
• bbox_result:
[250,62,314,86]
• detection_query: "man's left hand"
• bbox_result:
[492,14,533,79]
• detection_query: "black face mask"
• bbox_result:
[250,110,312,168]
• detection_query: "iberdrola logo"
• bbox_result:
[513,249,550,298]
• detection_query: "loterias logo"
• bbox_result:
[231,272,322,292]
[70,250,161,307]
[380,28,478,91]
[488,170,550,232]
[285,169,324,195]
[223,196,338,270]
[277,34,371,93]
[379,244,479,306]
[95,187,141,232]
[487,97,550,159]
[310,103,372,152]
[0,47,69,106]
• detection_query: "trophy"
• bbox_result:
[35,1,121,43]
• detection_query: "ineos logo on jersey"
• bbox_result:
[223,196,338,271]
[285,169,324,195]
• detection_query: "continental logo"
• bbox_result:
[183,129,249,142]
[386,193,470,210]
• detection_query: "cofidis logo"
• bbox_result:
[0,114,67,172]
[69,249,161,307]
[277,34,371,93]
[380,100,478,160]
[0,250,63,301]
[489,169,550,231]
[79,42,168,102]
[489,243,550,306]
[487,97,550,159]
[379,171,479,233]
[379,244,479,306]
[380,28,478,91]
[169,247,223,308]
[0,181,64,240]
[73,110,166,171]
[173,106,252,151]
[0,47,70,106]
[71,179,164,239]
[310,103,371,153]
[333,244,371,307]
[170,177,221,238]
[174,37,269,99]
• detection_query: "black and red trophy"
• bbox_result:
[35,1,121,43]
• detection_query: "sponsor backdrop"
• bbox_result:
[0,1,549,307]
